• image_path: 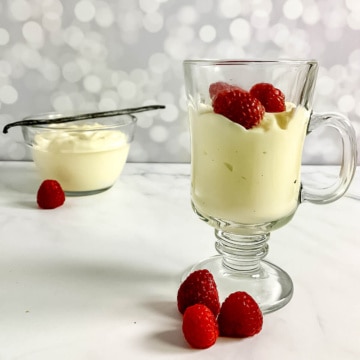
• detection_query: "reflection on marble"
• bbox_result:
[0,162,359,359]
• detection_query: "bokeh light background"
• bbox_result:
[0,0,359,163]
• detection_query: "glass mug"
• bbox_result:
[183,60,357,314]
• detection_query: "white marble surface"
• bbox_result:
[0,162,359,360]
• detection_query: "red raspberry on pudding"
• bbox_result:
[250,82,286,112]
[212,88,265,129]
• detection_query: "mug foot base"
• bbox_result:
[182,255,293,314]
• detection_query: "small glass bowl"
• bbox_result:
[21,113,137,196]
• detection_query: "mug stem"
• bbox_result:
[215,230,269,274]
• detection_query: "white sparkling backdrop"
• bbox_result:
[0,0,359,163]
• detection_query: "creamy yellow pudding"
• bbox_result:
[190,103,310,224]
[32,123,130,193]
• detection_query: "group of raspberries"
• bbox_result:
[177,269,263,349]
[209,81,286,129]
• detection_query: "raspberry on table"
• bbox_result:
[182,304,219,349]
[177,269,220,316]
[250,82,286,112]
[218,291,263,338]
[37,179,65,209]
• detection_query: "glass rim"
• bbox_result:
[183,59,318,66]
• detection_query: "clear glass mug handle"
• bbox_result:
[301,112,358,204]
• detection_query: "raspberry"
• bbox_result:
[250,82,286,112]
[182,304,219,349]
[37,179,65,209]
[209,81,244,100]
[218,291,263,338]
[177,269,220,316]
[212,88,265,129]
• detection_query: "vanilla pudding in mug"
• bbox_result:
[190,102,309,225]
